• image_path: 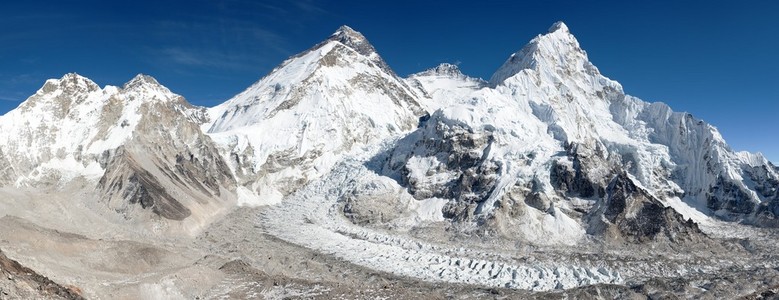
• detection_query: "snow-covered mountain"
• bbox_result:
[0,21,776,238]
[0,73,236,229]
[204,25,425,204]
[360,21,779,244]
[2,21,779,298]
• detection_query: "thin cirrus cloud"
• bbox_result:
[148,16,297,73]
[157,47,272,71]
[0,73,39,103]
[290,0,329,15]
[1,74,37,85]
[0,95,20,102]
[224,0,329,25]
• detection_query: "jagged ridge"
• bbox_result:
[0,22,776,240]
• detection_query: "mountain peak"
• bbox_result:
[37,73,100,96]
[296,24,397,77]
[548,21,569,33]
[327,25,376,58]
[489,21,597,86]
[413,63,465,78]
[59,72,91,82]
[333,25,361,38]
[122,73,175,95]
[57,72,98,89]
[124,74,161,89]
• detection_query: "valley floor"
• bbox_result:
[1,178,779,299]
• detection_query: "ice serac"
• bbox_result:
[0,73,237,228]
[206,25,425,204]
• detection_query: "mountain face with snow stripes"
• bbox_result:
[0,22,777,239]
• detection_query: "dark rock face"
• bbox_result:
[666,152,779,227]
[754,201,779,227]
[590,172,704,243]
[124,169,191,221]
[99,148,192,221]
[550,142,609,199]
[523,188,553,213]
[750,164,779,226]
[383,114,500,222]
[746,165,779,200]
[707,176,757,216]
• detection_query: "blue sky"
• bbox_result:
[1,1,776,162]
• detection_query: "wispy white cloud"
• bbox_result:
[160,48,209,67]
[4,73,37,85]
[0,73,42,102]
[216,0,328,25]
[145,0,330,75]
[0,95,21,102]
[292,0,328,15]
[157,47,270,71]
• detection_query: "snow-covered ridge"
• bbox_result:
[1,21,776,228]
[411,63,468,79]
[0,71,241,230]
[0,73,168,185]
[489,20,603,87]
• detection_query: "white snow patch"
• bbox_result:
[410,197,448,223]
[235,186,275,207]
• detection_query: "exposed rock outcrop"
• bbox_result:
[97,87,236,221]
[589,172,705,243]
[0,249,85,300]
[383,113,499,222]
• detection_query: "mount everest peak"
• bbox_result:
[329,25,374,56]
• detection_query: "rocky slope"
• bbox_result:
[0,248,84,300]
[95,76,236,225]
